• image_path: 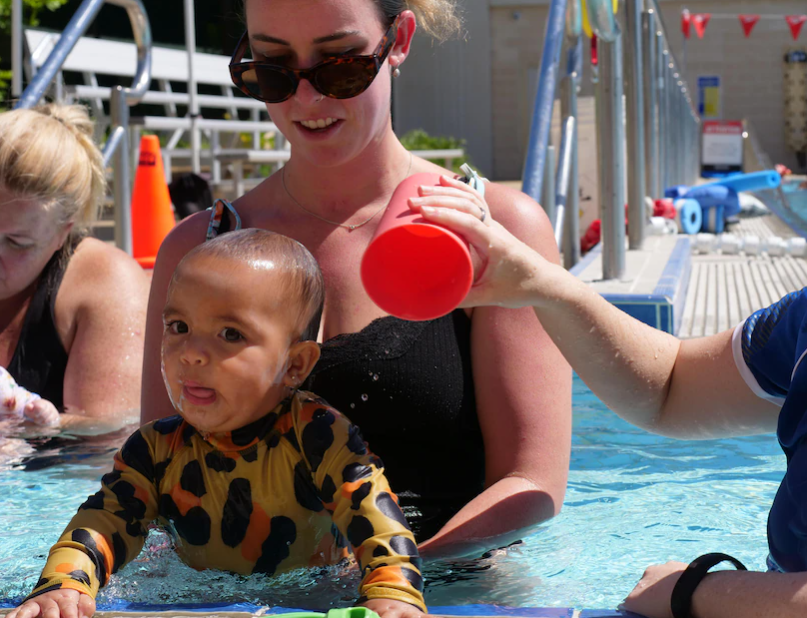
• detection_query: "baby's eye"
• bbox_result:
[166,320,188,335]
[221,327,244,343]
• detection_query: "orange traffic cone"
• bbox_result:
[131,135,176,269]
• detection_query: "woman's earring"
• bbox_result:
[392,67,401,78]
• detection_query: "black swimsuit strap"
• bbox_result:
[7,238,79,411]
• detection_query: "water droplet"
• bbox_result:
[361,394,369,402]
[350,403,356,409]
[368,371,374,377]
[372,374,379,381]
[384,349,390,354]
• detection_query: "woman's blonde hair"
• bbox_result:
[242,0,463,42]
[0,103,106,243]
[377,0,463,41]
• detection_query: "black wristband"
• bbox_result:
[670,552,747,618]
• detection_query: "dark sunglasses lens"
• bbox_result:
[315,60,378,98]
[239,66,295,102]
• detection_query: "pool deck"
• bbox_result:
[570,210,807,339]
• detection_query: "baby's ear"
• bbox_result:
[282,340,322,389]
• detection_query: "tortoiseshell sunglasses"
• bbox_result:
[229,19,399,104]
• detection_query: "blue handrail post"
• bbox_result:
[521,0,569,202]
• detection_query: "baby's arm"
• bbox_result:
[14,428,161,616]
[5,587,95,618]
[298,397,426,616]
[0,367,59,427]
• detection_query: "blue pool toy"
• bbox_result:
[684,185,741,218]
[698,170,781,194]
[674,198,703,235]
[663,170,781,234]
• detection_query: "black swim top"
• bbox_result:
[206,201,484,541]
[303,312,484,542]
[7,240,77,412]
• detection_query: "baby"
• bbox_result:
[9,229,425,618]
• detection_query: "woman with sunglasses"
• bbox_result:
[140,0,571,561]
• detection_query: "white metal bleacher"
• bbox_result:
[24,28,464,195]
[24,27,286,187]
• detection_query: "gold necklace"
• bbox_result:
[282,152,413,231]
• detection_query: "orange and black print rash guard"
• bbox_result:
[26,391,426,611]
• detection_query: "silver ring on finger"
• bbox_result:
[478,205,487,223]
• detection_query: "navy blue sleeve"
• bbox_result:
[733,290,807,403]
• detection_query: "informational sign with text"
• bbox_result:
[701,120,743,177]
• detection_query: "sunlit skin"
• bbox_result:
[142,0,571,575]
[0,185,68,426]
[245,0,412,171]
[161,253,320,434]
[0,185,71,302]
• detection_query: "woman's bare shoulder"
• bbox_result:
[54,237,151,347]
[63,237,150,294]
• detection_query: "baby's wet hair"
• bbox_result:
[181,229,325,342]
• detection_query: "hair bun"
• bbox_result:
[39,103,95,139]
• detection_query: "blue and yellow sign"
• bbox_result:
[697,75,721,119]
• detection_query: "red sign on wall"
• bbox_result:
[702,121,744,176]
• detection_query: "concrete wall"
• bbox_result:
[656,0,807,172]
[395,0,804,202]
[393,0,494,175]
[487,0,806,178]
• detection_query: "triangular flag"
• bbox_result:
[738,14,760,38]
[692,13,711,39]
[785,15,807,40]
[682,9,691,39]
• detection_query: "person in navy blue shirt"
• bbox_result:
[407,180,807,618]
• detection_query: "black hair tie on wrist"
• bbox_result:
[671,552,748,618]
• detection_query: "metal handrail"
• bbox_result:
[13,0,152,256]
[521,0,568,202]
[554,115,577,250]
[15,0,151,109]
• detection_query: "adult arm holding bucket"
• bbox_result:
[411,177,572,560]
[411,186,807,618]
[0,104,148,434]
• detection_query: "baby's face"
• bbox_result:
[161,254,299,434]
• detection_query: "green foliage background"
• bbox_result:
[0,0,70,107]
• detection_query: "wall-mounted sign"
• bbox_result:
[701,120,744,177]
[697,75,722,119]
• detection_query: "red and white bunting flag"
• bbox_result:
[785,15,807,40]
[682,9,692,39]
[692,13,711,39]
[738,14,760,38]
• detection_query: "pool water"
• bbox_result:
[783,181,807,221]
[0,376,785,611]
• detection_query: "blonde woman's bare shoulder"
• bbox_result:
[58,237,150,317]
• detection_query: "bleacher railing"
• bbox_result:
[14,0,152,256]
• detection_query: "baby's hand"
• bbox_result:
[23,398,61,427]
[360,599,426,618]
[6,589,95,618]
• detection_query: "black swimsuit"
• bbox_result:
[7,242,76,412]
[304,312,484,541]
